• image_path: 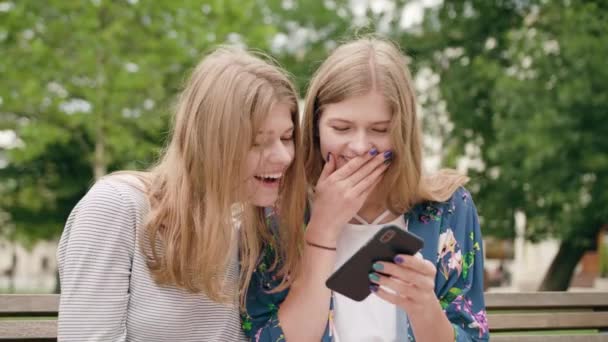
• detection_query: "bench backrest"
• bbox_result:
[1,292,607,341]
[487,292,608,342]
[0,294,59,341]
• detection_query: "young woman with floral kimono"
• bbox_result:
[243,37,489,342]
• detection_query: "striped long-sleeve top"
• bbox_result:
[57,178,247,341]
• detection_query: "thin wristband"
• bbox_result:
[306,240,337,251]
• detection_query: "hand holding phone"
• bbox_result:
[325,225,424,301]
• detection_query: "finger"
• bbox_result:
[331,148,378,181]
[371,283,429,308]
[317,152,336,183]
[394,254,436,278]
[369,272,411,293]
[370,285,404,305]
[352,162,389,196]
[371,262,435,290]
[344,151,392,187]
[369,283,409,306]
[369,273,410,299]
[359,178,382,203]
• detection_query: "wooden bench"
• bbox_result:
[487,292,608,341]
[1,292,607,341]
[0,294,58,341]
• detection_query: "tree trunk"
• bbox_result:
[54,270,60,294]
[538,224,601,291]
[538,240,587,291]
[8,252,16,293]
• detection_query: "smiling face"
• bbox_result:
[302,38,435,216]
[318,91,393,169]
[244,102,295,207]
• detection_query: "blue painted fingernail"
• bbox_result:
[368,273,380,282]
[383,158,392,165]
[383,151,393,159]
[369,148,378,156]
[326,152,331,162]
[394,255,404,264]
[369,284,379,293]
[372,263,383,271]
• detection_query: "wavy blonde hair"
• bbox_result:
[302,37,468,213]
[112,46,306,305]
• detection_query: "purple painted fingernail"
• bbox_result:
[369,284,379,293]
[369,148,378,156]
[383,151,393,159]
[327,152,331,162]
[394,255,404,264]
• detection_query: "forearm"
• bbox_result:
[409,300,455,342]
[278,220,337,342]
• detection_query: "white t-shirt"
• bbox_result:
[332,212,410,342]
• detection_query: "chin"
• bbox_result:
[250,195,278,208]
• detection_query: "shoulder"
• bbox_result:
[410,187,477,227]
[446,187,476,215]
[65,176,150,237]
[58,177,149,261]
[446,187,477,226]
[416,186,474,210]
[83,176,148,212]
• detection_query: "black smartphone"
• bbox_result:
[325,225,424,302]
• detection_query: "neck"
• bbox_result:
[354,188,394,224]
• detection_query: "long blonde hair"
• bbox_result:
[113,46,306,305]
[302,37,468,213]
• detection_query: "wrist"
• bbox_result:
[305,239,337,251]
[305,229,338,247]
[305,217,341,246]
[408,296,444,323]
[408,298,455,342]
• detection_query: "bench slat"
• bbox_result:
[492,335,608,342]
[4,292,607,313]
[0,320,57,339]
[486,292,608,310]
[489,312,608,331]
[1,293,608,340]
[0,295,59,316]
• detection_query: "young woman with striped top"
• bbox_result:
[57,46,307,341]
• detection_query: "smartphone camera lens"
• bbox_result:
[380,230,395,243]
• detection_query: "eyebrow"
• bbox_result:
[256,126,294,136]
[327,118,391,125]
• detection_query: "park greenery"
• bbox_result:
[1,0,606,290]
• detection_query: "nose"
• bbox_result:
[347,131,373,156]
[266,140,293,165]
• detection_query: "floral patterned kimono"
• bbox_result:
[243,187,489,341]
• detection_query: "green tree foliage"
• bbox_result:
[2,0,606,292]
[405,0,608,289]
[0,0,278,244]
